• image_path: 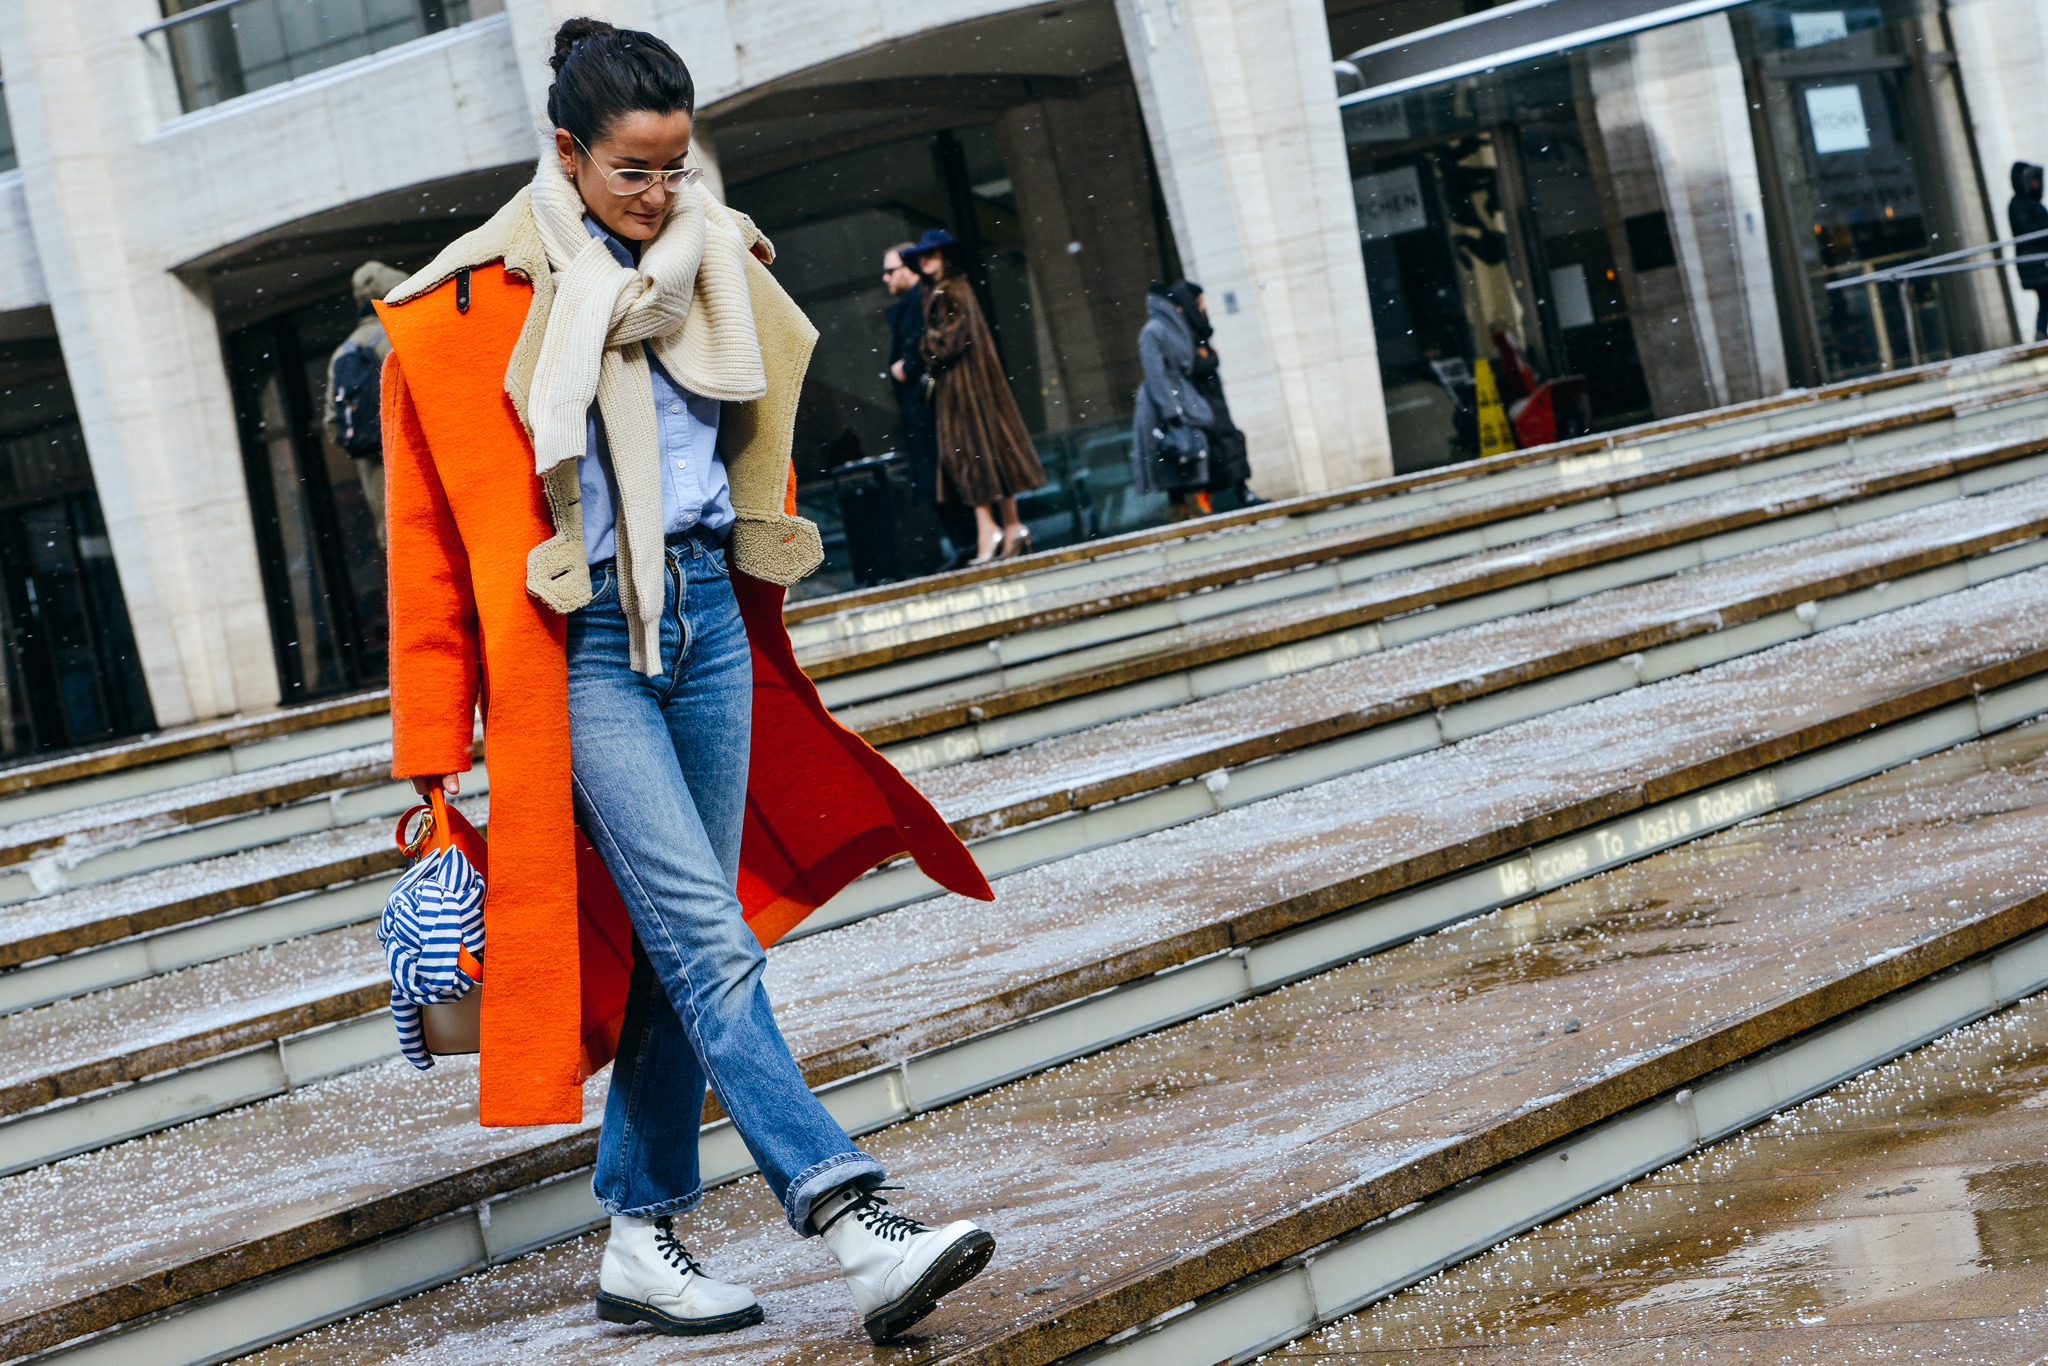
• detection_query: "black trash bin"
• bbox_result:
[833,454,945,587]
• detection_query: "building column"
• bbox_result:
[1115,0,1391,498]
[0,1,277,726]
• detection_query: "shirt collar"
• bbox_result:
[583,213,637,268]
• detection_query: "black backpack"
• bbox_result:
[331,340,383,460]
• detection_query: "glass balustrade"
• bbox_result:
[144,0,504,115]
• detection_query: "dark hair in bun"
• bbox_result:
[546,17,695,146]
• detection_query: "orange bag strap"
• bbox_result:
[395,787,458,859]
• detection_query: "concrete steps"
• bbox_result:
[4,564,2047,1363]
[798,377,2048,697]
[6,355,2048,1363]
[2,392,2031,1022]
[210,683,2048,1366]
[1,465,2045,1184]
[848,411,2048,761]
[783,345,2048,654]
[0,450,2037,1071]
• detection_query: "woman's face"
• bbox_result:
[554,109,696,243]
[917,252,945,281]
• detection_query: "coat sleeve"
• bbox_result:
[381,351,480,780]
[1138,323,1214,429]
[920,286,973,367]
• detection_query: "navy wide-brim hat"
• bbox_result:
[903,227,958,259]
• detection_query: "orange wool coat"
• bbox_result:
[378,214,991,1128]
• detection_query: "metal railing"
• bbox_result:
[1823,229,2048,370]
[141,0,503,115]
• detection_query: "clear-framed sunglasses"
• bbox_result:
[573,134,703,195]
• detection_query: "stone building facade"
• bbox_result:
[0,0,2039,755]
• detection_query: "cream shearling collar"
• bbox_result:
[386,188,823,603]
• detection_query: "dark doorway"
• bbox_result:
[0,331,155,758]
[225,298,389,701]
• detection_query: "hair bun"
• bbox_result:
[550,17,617,74]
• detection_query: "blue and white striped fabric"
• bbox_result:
[378,844,486,1070]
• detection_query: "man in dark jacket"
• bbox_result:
[2010,163,2048,339]
[883,242,973,566]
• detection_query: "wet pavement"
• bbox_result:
[218,720,2048,1366]
[1269,992,2048,1364]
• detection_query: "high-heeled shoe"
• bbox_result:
[1001,527,1033,559]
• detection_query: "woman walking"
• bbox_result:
[1164,280,1261,509]
[377,19,994,1344]
[907,229,1046,562]
[1131,281,1215,517]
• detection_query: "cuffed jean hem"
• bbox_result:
[597,1185,706,1220]
[786,1152,887,1235]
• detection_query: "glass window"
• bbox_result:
[154,0,505,115]
[1340,0,2000,472]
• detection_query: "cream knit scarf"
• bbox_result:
[525,152,767,673]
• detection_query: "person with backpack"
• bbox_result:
[323,260,407,545]
[376,18,996,1345]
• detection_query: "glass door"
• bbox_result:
[1739,0,2002,381]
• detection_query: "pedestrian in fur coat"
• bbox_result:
[909,229,1047,562]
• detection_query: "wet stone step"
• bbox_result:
[782,347,2048,646]
[0,694,394,828]
[797,382,2048,682]
[0,744,397,869]
[1274,984,2048,1362]
[0,794,489,1010]
[901,471,2048,836]
[216,702,2048,1366]
[827,401,2048,720]
[838,418,2048,746]
[5,574,2045,1362]
[0,922,383,1118]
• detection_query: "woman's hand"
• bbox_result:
[890,359,908,382]
[411,774,462,797]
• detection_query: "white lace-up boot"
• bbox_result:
[812,1185,996,1343]
[595,1214,763,1335]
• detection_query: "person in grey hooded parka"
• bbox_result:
[1131,283,1214,508]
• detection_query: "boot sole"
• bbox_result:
[595,1289,765,1335]
[863,1228,997,1344]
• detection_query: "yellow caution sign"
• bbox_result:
[1474,358,1516,458]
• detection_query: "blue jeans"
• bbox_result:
[570,529,883,1233]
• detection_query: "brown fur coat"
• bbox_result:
[921,272,1045,506]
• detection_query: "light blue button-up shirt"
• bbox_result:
[579,215,733,565]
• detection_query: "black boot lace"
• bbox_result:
[652,1216,704,1277]
[822,1186,930,1243]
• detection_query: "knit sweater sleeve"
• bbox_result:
[381,352,481,779]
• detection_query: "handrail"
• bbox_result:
[1826,227,2048,290]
